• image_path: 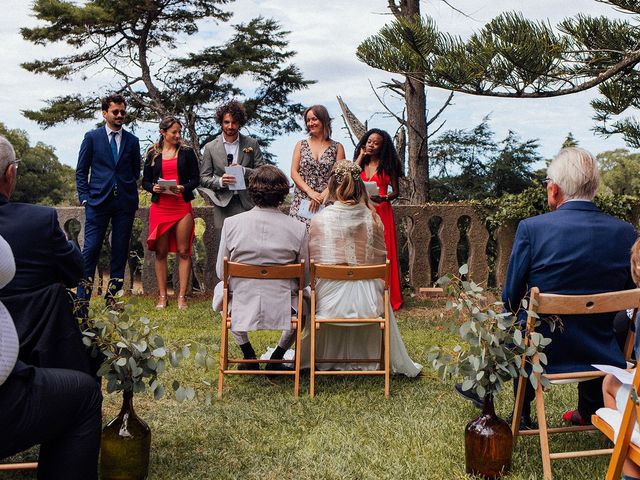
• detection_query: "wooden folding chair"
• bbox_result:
[217,257,305,399]
[0,462,38,472]
[593,365,640,479]
[512,287,640,480]
[309,260,390,399]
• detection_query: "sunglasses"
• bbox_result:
[110,110,126,116]
[540,177,553,187]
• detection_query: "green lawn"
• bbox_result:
[5,296,614,479]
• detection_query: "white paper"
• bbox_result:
[298,199,324,220]
[157,178,177,195]
[592,364,635,385]
[364,181,379,196]
[224,166,246,191]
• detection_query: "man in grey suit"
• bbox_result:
[213,166,308,371]
[199,99,265,222]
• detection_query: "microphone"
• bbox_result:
[227,153,233,166]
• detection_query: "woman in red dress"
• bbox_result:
[142,116,199,310]
[354,129,404,310]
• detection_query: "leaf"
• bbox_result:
[459,264,469,275]
[152,347,166,358]
[205,356,216,371]
[532,363,543,373]
[115,357,127,367]
[461,379,474,391]
[538,352,547,365]
[153,384,165,400]
[513,328,523,346]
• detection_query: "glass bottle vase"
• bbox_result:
[100,390,152,480]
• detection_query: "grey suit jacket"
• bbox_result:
[199,133,265,209]
[213,207,309,332]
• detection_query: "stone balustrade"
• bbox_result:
[56,205,520,295]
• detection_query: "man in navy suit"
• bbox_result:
[502,147,636,427]
[76,93,141,306]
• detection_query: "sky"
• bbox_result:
[0,0,636,181]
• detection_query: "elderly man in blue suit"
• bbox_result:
[76,93,141,307]
[503,147,636,427]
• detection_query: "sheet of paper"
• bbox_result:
[592,364,635,385]
[364,181,379,196]
[298,199,324,220]
[224,165,246,191]
[157,177,177,195]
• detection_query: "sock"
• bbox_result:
[239,342,256,360]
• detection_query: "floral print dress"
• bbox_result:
[289,139,339,230]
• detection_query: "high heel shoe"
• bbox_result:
[177,295,188,310]
[156,295,168,309]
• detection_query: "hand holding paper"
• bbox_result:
[224,165,246,191]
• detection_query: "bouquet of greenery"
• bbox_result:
[428,265,556,400]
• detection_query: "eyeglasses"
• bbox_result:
[8,160,20,171]
[110,110,126,116]
[541,177,553,186]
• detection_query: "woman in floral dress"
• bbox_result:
[289,105,346,229]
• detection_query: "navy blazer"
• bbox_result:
[141,147,200,203]
[76,127,142,210]
[502,201,637,373]
[0,196,83,296]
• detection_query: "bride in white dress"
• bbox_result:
[299,161,421,377]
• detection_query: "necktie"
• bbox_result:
[110,131,118,163]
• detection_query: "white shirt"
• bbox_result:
[105,125,122,154]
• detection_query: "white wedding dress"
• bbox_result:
[298,201,421,377]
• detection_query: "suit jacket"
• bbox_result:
[214,207,308,332]
[199,133,265,209]
[502,201,637,373]
[76,127,142,210]
[141,146,200,203]
[0,196,83,296]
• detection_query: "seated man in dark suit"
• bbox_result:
[0,135,91,373]
[0,233,101,479]
[502,147,636,427]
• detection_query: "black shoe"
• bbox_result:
[507,413,538,430]
[238,362,259,371]
[454,383,483,409]
[265,362,293,372]
[238,342,258,370]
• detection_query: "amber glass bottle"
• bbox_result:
[465,394,513,479]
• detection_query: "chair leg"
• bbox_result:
[512,361,527,444]
[535,374,553,480]
[218,319,228,400]
[294,320,302,400]
[310,320,316,399]
[384,320,390,399]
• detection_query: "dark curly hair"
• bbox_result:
[216,99,247,127]
[101,93,126,112]
[248,165,291,207]
[353,128,404,178]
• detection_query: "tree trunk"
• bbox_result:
[390,0,429,203]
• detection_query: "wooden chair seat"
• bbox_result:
[217,258,305,399]
[512,287,640,479]
[309,260,390,398]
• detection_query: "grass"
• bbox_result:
[4,295,615,479]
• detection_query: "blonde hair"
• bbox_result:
[547,147,600,200]
[631,238,640,287]
[326,161,375,212]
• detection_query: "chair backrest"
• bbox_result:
[223,258,305,290]
[528,287,640,359]
[310,260,390,291]
[532,287,640,315]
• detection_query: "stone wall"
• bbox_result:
[55,205,519,294]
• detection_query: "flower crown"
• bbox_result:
[332,161,361,183]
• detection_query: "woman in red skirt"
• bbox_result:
[354,129,404,311]
[142,116,199,310]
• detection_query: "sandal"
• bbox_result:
[177,295,188,310]
[156,295,168,309]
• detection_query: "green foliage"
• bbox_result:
[0,122,76,205]
[82,294,215,402]
[428,265,554,400]
[476,185,640,230]
[21,1,313,156]
[429,117,539,201]
[597,148,640,196]
[357,1,640,148]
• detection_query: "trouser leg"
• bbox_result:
[107,208,135,297]
[0,364,102,480]
[231,331,250,346]
[78,205,110,300]
[577,377,604,418]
